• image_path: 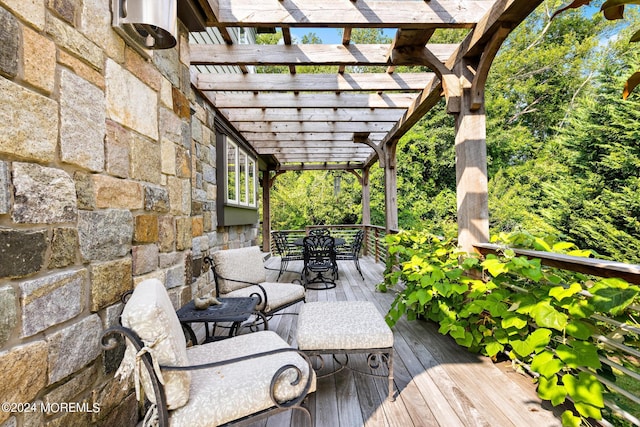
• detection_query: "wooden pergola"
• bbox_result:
[187,0,545,252]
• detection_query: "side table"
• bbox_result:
[176,297,267,344]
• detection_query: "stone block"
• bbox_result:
[58,49,105,90]
[172,86,190,119]
[130,134,161,184]
[12,162,77,224]
[45,15,102,70]
[158,215,175,252]
[175,217,192,251]
[202,163,216,184]
[90,257,132,312]
[168,176,190,215]
[80,0,125,63]
[42,400,92,426]
[44,364,96,406]
[192,216,204,237]
[144,185,169,213]
[48,227,78,269]
[46,314,102,384]
[48,0,79,25]
[78,210,133,262]
[92,175,143,210]
[20,269,85,337]
[0,8,19,77]
[105,120,130,178]
[0,229,47,279]
[22,25,56,93]
[124,47,161,91]
[158,251,182,269]
[166,263,185,289]
[160,77,172,108]
[0,161,9,214]
[159,107,183,145]
[1,0,45,30]
[132,244,158,275]
[175,146,191,178]
[60,70,106,172]
[0,79,57,163]
[94,391,136,427]
[0,341,48,424]
[105,59,158,140]
[161,139,176,175]
[153,48,180,87]
[134,214,158,243]
[73,172,95,210]
[92,377,134,425]
[0,286,16,345]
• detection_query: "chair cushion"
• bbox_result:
[119,279,191,409]
[212,246,267,294]
[297,301,394,350]
[223,282,305,313]
[170,331,316,427]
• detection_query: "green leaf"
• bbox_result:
[561,410,581,427]
[567,299,594,319]
[501,313,528,330]
[416,288,433,306]
[531,351,564,378]
[537,375,567,406]
[556,342,601,369]
[565,320,593,340]
[485,340,505,357]
[531,302,568,331]
[573,401,602,419]
[563,372,604,407]
[590,283,639,315]
[482,258,508,277]
[549,283,582,301]
[527,328,552,353]
[510,338,534,357]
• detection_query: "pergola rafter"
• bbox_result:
[190,0,545,250]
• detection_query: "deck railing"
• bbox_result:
[474,243,640,427]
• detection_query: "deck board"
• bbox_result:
[240,256,563,427]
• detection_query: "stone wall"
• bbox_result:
[0,2,258,426]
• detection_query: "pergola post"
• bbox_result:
[383,142,398,232]
[362,166,371,226]
[453,58,489,253]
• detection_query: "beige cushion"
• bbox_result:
[170,331,316,427]
[297,301,394,351]
[212,246,267,294]
[120,279,191,410]
[224,282,305,312]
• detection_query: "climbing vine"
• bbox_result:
[381,230,640,426]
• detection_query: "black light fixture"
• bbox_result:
[111,0,177,52]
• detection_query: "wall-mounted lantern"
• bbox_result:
[111,0,177,52]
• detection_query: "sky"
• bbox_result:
[289,27,396,44]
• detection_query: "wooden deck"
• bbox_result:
[243,256,563,427]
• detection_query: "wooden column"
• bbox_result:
[261,170,271,252]
[453,58,489,253]
[362,166,371,226]
[383,142,398,232]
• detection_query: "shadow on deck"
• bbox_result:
[241,256,563,427]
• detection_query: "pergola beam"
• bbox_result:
[221,108,406,122]
[211,0,494,28]
[241,132,387,142]
[206,93,418,109]
[190,43,457,66]
[196,72,436,92]
[277,163,366,171]
[233,121,395,133]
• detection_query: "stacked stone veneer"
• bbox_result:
[0,1,258,426]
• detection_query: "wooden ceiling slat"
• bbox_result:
[221,108,406,122]
[196,72,436,91]
[233,121,395,133]
[242,132,387,142]
[212,0,494,28]
[207,93,417,109]
[190,43,457,66]
[257,147,372,155]
[252,141,368,149]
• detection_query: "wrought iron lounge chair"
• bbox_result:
[336,229,365,280]
[103,279,315,427]
[302,235,338,290]
[272,230,304,280]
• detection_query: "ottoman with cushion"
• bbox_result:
[296,301,395,400]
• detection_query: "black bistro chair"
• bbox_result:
[336,229,365,280]
[309,227,331,237]
[272,231,303,280]
[302,235,338,290]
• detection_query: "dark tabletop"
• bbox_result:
[176,297,259,323]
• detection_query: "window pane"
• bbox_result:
[248,159,256,206]
[227,140,237,202]
[239,150,247,204]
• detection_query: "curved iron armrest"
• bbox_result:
[102,326,314,427]
[203,256,269,311]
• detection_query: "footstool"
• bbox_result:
[296,301,395,400]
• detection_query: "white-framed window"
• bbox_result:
[225,136,257,207]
